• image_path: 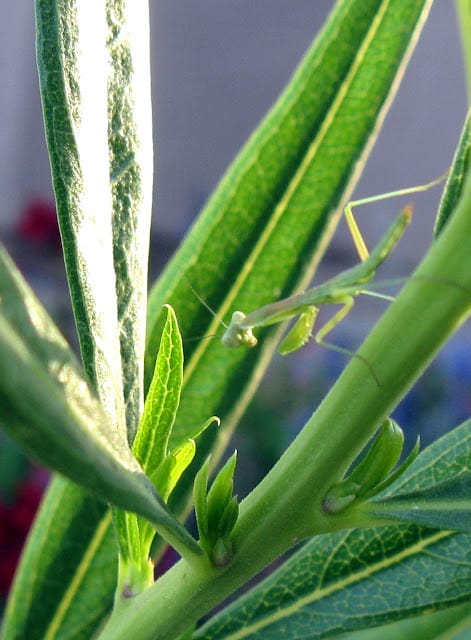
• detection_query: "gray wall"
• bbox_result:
[0,2,466,246]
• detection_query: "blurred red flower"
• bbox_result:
[0,477,43,596]
[16,199,61,249]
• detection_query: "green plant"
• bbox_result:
[2,1,471,638]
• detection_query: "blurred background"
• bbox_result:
[0,0,469,600]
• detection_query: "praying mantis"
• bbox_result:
[221,174,446,358]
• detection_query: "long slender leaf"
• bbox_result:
[114,305,186,591]
[134,306,184,478]
[434,108,471,236]
[35,0,125,436]
[5,0,156,636]
[108,0,153,442]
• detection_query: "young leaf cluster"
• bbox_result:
[194,453,239,567]
[114,306,218,593]
[323,418,419,513]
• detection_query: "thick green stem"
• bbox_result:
[99,173,471,640]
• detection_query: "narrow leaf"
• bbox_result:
[434,108,471,237]
[107,0,154,441]
[194,458,211,541]
[35,0,125,436]
[114,305,185,574]
[9,0,186,630]
[133,305,184,477]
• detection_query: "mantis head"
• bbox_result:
[221,311,257,348]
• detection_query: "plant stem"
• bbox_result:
[99,171,471,640]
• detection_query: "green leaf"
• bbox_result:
[107,0,154,442]
[347,419,404,494]
[133,305,184,477]
[193,457,211,541]
[206,453,238,524]
[36,0,153,443]
[35,0,126,438]
[194,418,471,640]
[0,242,199,561]
[324,420,420,513]
[113,305,187,586]
[10,0,181,632]
[434,108,471,237]
[152,440,196,503]
[146,0,434,513]
[194,452,239,565]
[152,416,219,503]
[113,312,219,592]
[2,478,116,640]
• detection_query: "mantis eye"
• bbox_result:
[240,329,257,348]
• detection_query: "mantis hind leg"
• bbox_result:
[314,296,354,347]
[314,297,380,386]
[343,172,448,262]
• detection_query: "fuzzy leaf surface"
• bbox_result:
[7,0,161,635]
[35,0,125,436]
[0,245,198,559]
[107,0,154,442]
